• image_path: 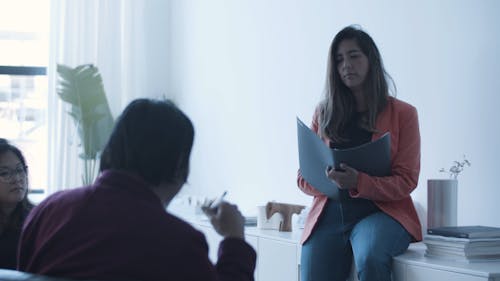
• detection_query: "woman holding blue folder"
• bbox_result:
[298,25,422,281]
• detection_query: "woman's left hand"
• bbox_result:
[325,163,359,190]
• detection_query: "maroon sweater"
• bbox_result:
[17,170,256,281]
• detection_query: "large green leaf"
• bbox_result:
[56,64,114,160]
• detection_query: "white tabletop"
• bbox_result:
[395,243,500,278]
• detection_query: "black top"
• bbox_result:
[0,206,31,269]
[329,112,379,206]
[329,111,372,150]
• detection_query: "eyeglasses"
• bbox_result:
[0,165,28,183]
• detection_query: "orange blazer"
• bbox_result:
[298,97,422,244]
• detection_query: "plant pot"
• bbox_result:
[427,179,458,229]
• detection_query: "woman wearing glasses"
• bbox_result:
[0,139,33,269]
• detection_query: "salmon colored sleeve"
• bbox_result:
[350,105,420,202]
[297,109,325,197]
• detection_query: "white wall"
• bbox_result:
[166,0,500,227]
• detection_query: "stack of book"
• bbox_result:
[424,225,500,263]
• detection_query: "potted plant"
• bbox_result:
[56,64,114,185]
[427,156,471,229]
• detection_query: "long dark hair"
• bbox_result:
[319,25,395,142]
[99,99,195,187]
[0,139,33,234]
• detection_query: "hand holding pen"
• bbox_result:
[201,191,245,239]
[210,190,227,209]
[201,190,227,216]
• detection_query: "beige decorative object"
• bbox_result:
[257,205,283,230]
[265,202,305,232]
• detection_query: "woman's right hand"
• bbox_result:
[202,202,245,239]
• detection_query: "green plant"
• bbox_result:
[439,155,471,180]
[56,64,114,185]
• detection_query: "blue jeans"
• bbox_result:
[300,199,412,281]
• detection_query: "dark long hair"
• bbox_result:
[319,25,395,142]
[0,139,33,234]
[99,99,194,186]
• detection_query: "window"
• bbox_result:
[1,0,50,201]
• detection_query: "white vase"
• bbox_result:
[427,179,458,229]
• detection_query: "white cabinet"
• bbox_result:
[257,238,299,281]
[181,211,500,281]
[405,265,485,281]
[393,244,500,281]
[191,222,301,281]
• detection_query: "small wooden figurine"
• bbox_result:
[265,202,305,232]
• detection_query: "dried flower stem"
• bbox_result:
[439,155,471,180]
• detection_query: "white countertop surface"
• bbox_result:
[395,243,500,278]
[168,204,303,244]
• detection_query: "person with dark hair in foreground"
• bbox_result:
[17,99,256,281]
[0,139,34,269]
[298,25,421,281]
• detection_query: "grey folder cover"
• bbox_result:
[297,117,391,199]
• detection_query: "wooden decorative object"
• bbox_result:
[265,202,305,232]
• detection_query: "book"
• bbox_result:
[424,236,500,250]
[424,235,500,262]
[424,234,500,244]
[426,244,500,257]
[296,117,391,199]
[424,252,500,263]
[427,225,500,239]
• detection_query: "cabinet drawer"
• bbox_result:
[406,264,487,281]
[258,238,298,281]
[246,235,259,281]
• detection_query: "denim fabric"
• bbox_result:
[300,196,411,281]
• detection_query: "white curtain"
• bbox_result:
[47,0,170,194]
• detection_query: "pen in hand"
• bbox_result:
[201,191,227,218]
[202,190,245,239]
[209,190,227,209]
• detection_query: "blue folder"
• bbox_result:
[297,117,391,199]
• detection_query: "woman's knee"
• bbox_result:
[350,212,412,280]
[351,212,411,254]
[354,246,392,271]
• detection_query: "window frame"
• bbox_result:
[0,65,46,76]
[0,64,47,195]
